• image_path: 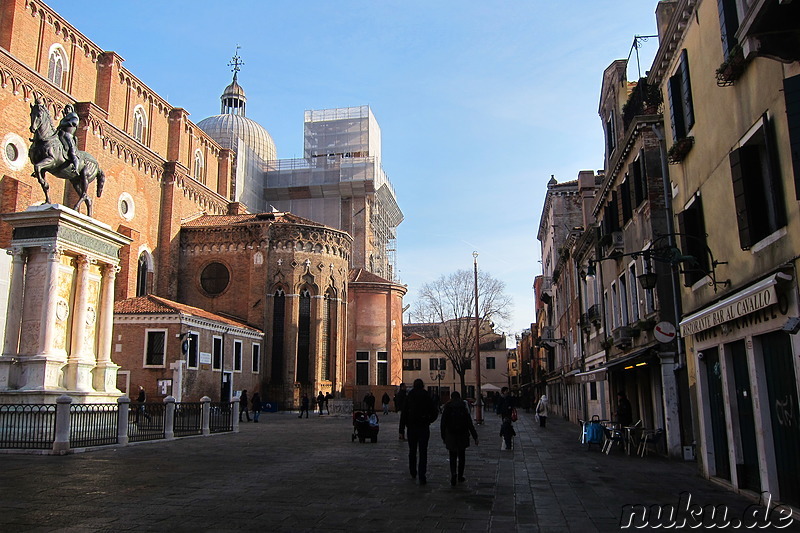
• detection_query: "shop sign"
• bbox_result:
[681,286,775,336]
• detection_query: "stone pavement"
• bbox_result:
[1,408,798,532]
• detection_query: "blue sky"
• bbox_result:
[47,1,659,338]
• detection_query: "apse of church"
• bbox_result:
[179,212,351,406]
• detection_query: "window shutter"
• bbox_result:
[621,180,632,223]
[668,74,685,140]
[680,50,695,131]
[730,148,753,249]
[762,114,787,229]
[717,0,740,57]
[785,75,800,200]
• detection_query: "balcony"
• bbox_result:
[621,78,662,132]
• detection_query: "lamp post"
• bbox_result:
[473,251,483,424]
[430,369,445,396]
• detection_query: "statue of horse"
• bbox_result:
[28,99,105,217]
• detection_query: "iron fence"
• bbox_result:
[174,402,203,437]
[128,402,166,443]
[69,403,118,448]
[210,402,233,433]
[0,404,56,449]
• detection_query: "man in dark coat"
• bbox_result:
[239,390,251,422]
[399,379,438,485]
[440,391,479,485]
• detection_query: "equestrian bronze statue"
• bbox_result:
[28,99,106,217]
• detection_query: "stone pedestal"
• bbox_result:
[0,204,131,404]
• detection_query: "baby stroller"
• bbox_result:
[351,410,379,443]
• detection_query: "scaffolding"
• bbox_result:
[264,106,402,281]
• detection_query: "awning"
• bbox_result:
[602,348,654,370]
[574,367,607,383]
[679,272,792,336]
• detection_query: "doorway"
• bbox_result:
[728,340,760,491]
[704,348,731,481]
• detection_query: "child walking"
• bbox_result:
[500,416,516,450]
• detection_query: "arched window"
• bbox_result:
[133,106,147,143]
[296,288,311,384]
[271,288,286,383]
[47,45,68,88]
[193,149,205,183]
[321,288,336,381]
[136,251,151,296]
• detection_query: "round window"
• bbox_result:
[2,133,27,171]
[200,262,230,295]
[118,192,135,221]
[5,143,19,162]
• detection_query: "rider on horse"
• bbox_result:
[56,104,80,174]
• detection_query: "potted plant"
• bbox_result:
[716,44,747,87]
[668,136,694,164]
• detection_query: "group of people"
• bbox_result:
[237,390,262,423]
[298,391,333,418]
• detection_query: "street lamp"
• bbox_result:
[473,251,483,424]
[430,369,445,395]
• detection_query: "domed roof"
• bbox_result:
[197,113,277,162]
[223,74,246,99]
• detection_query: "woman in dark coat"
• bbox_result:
[440,391,479,486]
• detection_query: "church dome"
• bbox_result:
[197,113,277,163]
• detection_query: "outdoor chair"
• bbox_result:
[602,425,624,454]
[637,428,664,457]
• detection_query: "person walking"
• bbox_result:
[251,392,262,423]
[317,391,325,415]
[399,379,438,485]
[395,383,408,440]
[535,394,549,428]
[298,393,310,418]
[500,415,516,449]
[381,392,391,415]
[135,386,150,423]
[324,392,331,414]
[239,390,251,422]
[364,391,376,414]
[440,391,479,486]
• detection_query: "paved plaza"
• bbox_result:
[1,409,798,532]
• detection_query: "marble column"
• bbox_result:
[92,263,121,393]
[0,248,26,391]
[65,255,94,391]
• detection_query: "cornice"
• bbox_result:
[648,0,697,86]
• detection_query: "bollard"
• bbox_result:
[117,396,130,446]
[52,395,73,454]
[164,396,176,440]
[232,396,240,433]
[201,396,211,436]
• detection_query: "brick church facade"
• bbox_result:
[0,0,405,407]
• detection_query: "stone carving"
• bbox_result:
[28,99,106,216]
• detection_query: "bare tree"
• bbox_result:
[414,269,512,396]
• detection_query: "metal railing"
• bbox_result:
[128,402,166,443]
[0,395,240,454]
[0,404,57,449]
[70,403,118,448]
[174,402,203,437]
[209,402,233,433]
